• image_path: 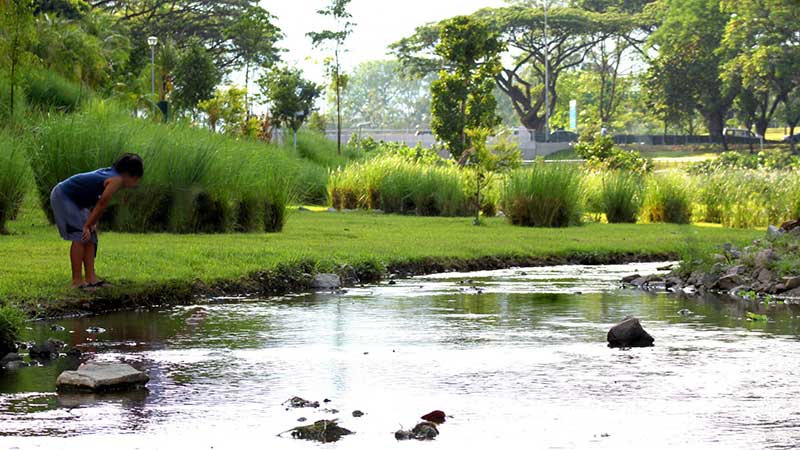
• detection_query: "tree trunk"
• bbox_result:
[702,109,727,151]
[244,61,250,115]
[335,48,342,155]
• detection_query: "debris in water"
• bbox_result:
[287,419,353,443]
[283,396,320,408]
[352,410,364,417]
[395,422,439,441]
[420,410,446,424]
[85,327,106,334]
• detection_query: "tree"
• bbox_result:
[259,67,322,132]
[197,86,247,135]
[644,49,696,136]
[226,5,283,112]
[781,88,800,152]
[0,0,36,116]
[336,59,434,129]
[720,0,800,137]
[172,39,221,116]
[392,6,622,131]
[429,15,503,159]
[308,0,354,155]
[647,0,737,146]
[90,0,268,72]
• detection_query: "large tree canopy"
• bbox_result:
[392,5,637,130]
[88,0,277,71]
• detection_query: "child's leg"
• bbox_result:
[69,242,85,287]
[83,243,98,285]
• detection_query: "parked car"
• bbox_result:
[723,128,761,140]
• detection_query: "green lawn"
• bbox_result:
[0,199,761,304]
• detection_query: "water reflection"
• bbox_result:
[1,262,799,449]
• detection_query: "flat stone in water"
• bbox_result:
[56,362,149,392]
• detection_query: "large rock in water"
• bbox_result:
[607,317,655,348]
[56,362,149,392]
[311,273,341,290]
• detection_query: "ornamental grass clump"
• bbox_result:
[25,101,299,233]
[501,163,582,227]
[327,155,474,216]
[0,131,29,233]
[24,68,84,113]
[599,171,644,224]
[693,168,800,229]
[642,172,692,224]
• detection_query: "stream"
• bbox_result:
[1,262,800,449]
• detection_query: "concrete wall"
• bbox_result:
[326,128,572,161]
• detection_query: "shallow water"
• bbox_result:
[2,262,800,450]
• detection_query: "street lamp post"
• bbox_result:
[147,36,158,95]
[543,0,550,143]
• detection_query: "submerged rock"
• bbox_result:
[311,273,341,291]
[29,339,64,359]
[284,396,320,408]
[289,420,352,443]
[607,317,654,348]
[1,352,23,369]
[56,362,149,392]
[395,422,439,441]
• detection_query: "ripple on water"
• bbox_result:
[2,262,800,449]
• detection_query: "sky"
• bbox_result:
[251,0,507,84]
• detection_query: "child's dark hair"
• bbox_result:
[113,153,144,178]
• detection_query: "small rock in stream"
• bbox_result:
[29,339,64,359]
[284,396,320,408]
[420,410,447,424]
[677,309,694,316]
[289,419,352,443]
[395,422,440,441]
[607,317,654,348]
[85,327,107,334]
[352,410,364,417]
[50,325,66,332]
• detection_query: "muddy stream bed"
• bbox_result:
[2,262,800,449]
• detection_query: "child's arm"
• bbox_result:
[82,178,123,242]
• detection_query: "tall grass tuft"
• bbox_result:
[642,172,693,224]
[328,155,475,216]
[599,171,644,223]
[24,101,302,233]
[24,69,84,113]
[0,131,29,233]
[501,163,582,227]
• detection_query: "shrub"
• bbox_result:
[599,171,644,223]
[642,172,692,224]
[501,163,582,227]
[0,131,29,233]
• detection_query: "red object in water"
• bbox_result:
[420,410,446,424]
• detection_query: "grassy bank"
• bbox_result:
[0,199,761,313]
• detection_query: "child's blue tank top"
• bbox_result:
[58,167,119,209]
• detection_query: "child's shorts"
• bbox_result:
[50,183,98,248]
